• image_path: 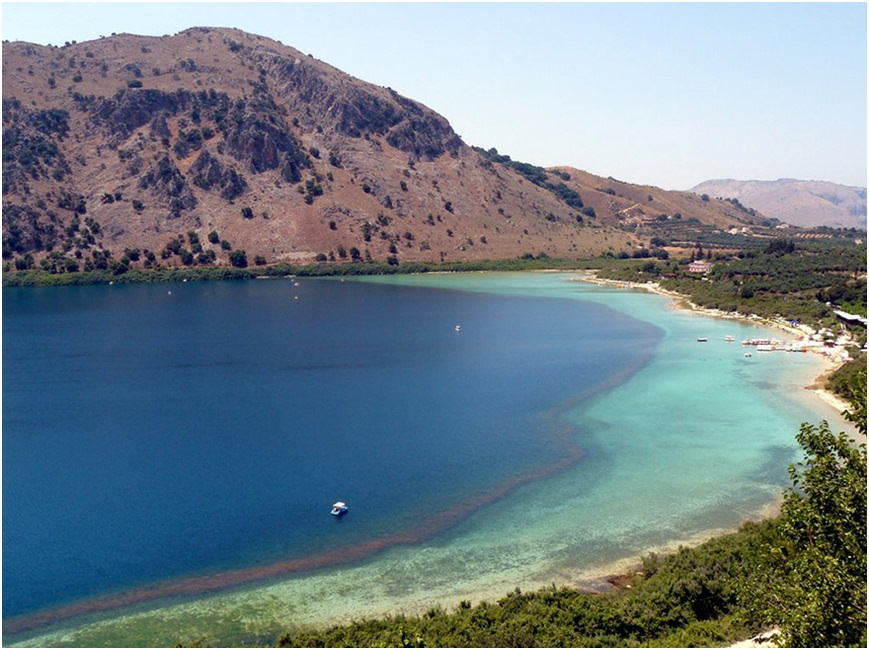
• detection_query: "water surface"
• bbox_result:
[3,272,844,647]
[4,275,655,636]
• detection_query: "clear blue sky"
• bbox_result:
[2,2,866,189]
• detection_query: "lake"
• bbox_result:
[2,272,842,646]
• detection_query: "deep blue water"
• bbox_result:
[2,278,658,620]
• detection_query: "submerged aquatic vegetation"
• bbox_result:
[279,373,867,648]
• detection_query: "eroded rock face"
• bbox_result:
[220,92,310,183]
[226,115,291,172]
[387,117,461,160]
[190,150,248,201]
[138,154,196,217]
[89,88,235,141]
[94,89,183,139]
[272,56,460,160]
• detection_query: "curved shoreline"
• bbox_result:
[6,272,854,645]
[4,340,657,638]
[570,270,855,423]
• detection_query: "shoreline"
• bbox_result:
[5,269,858,646]
[7,498,786,648]
[354,269,856,622]
[4,342,659,639]
[1,258,600,288]
[569,270,854,426]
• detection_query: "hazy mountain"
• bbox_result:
[2,27,756,270]
[689,178,867,230]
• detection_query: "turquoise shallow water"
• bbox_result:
[6,272,847,647]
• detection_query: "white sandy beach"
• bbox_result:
[571,270,859,433]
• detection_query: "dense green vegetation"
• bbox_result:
[828,354,868,400]
[276,372,865,648]
[630,222,861,253]
[281,522,775,647]
[5,234,865,647]
[599,240,866,328]
[2,255,643,287]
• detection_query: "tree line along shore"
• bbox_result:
[5,240,865,647]
[149,320,864,649]
[263,374,864,648]
[5,239,865,402]
[270,252,865,647]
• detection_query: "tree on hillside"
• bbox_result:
[229,250,247,268]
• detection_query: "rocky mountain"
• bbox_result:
[2,27,756,272]
[689,179,867,230]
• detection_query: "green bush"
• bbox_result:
[228,250,247,268]
[828,355,867,400]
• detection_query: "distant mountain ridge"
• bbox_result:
[689,178,867,230]
[3,27,756,272]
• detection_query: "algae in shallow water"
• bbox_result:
[5,273,844,647]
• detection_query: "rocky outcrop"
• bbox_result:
[138,154,196,216]
[0,27,748,270]
[189,150,247,200]
[272,55,460,160]
[93,89,183,139]
[223,110,309,181]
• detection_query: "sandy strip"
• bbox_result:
[7,270,859,643]
[570,270,857,421]
[572,271,808,334]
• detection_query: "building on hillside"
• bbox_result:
[688,260,714,274]
[833,310,868,328]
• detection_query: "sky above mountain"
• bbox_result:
[2,2,865,191]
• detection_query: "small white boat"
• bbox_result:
[696,337,708,342]
[330,501,348,517]
[454,325,462,332]
[744,352,752,358]
[724,335,735,342]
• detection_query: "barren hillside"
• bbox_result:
[3,27,755,272]
[690,178,867,230]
